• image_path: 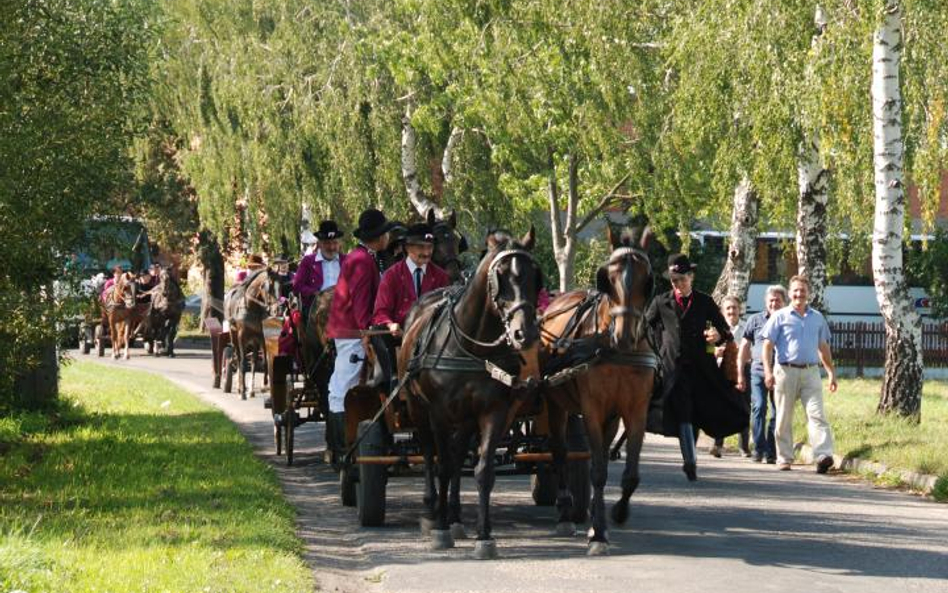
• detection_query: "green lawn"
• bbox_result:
[0,362,312,593]
[791,378,948,498]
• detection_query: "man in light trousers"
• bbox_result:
[761,275,837,474]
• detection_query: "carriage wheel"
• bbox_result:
[95,325,105,357]
[222,345,234,394]
[531,465,558,506]
[356,420,387,526]
[567,415,591,524]
[284,406,296,466]
[339,463,357,507]
[275,421,283,456]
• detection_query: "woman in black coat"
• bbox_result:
[645,254,745,482]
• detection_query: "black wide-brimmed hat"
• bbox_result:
[667,253,697,275]
[404,223,435,246]
[353,209,394,241]
[315,220,344,241]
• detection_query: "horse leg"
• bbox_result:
[123,319,132,359]
[585,411,610,555]
[430,414,455,550]
[249,347,257,398]
[612,413,645,526]
[236,336,247,400]
[416,413,438,535]
[166,318,178,357]
[110,316,119,359]
[448,426,472,539]
[472,408,506,559]
[547,401,574,535]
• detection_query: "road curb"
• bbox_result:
[795,443,939,494]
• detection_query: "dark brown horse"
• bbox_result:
[540,226,657,555]
[143,268,185,357]
[398,227,542,559]
[224,268,280,400]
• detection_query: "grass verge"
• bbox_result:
[791,378,948,500]
[0,361,312,592]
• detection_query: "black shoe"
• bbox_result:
[682,462,697,482]
[752,453,764,463]
[766,458,777,465]
[816,455,834,474]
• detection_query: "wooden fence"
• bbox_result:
[829,322,948,375]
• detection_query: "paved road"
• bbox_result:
[75,346,948,593]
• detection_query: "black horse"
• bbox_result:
[398,227,542,560]
[142,268,185,357]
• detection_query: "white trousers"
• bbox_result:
[773,364,834,464]
[328,338,364,413]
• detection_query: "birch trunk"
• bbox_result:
[712,178,758,308]
[401,104,443,218]
[547,151,577,292]
[796,138,830,312]
[871,2,923,420]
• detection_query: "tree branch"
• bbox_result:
[574,172,632,233]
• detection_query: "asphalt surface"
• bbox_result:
[75,345,948,593]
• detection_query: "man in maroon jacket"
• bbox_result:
[292,220,346,322]
[372,222,450,333]
[324,209,392,466]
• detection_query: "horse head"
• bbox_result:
[427,208,467,283]
[244,268,280,315]
[481,226,542,351]
[596,225,654,350]
[116,272,137,309]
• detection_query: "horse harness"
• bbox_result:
[542,247,661,388]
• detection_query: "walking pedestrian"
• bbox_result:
[761,275,837,473]
[736,285,788,463]
[710,295,752,458]
[646,253,743,482]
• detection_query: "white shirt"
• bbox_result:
[405,258,427,296]
[316,250,341,290]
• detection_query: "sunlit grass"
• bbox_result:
[788,378,948,498]
[0,362,312,592]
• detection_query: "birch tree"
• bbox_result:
[795,7,831,313]
[870,1,922,419]
[711,178,759,306]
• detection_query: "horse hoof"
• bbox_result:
[450,522,467,540]
[555,522,576,537]
[611,503,629,525]
[473,539,498,560]
[241,392,247,401]
[587,541,610,556]
[429,529,455,550]
[419,517,436,536]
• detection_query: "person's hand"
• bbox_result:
[736,376,747,392]
[764,370,775,390]
[827,371,838,393]
[714,345,726,358]
[704,326,720,344]
[387,322,401,336]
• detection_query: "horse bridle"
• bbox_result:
[602,246,652,341]
[450,248,539,349]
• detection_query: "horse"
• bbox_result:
[397,227,543,559]
[539,225,658,556]
[224,267,280,400]
[103,272,142,360]
[427,209,468,283]
[144,268,185,357]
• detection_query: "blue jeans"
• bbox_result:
[750,369,776,460]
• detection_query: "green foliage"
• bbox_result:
[906,228,948,319]
[0,0,155,405]
[0,362,311,592]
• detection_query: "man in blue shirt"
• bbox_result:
[736,285,788,464]
[761,275,837,473]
